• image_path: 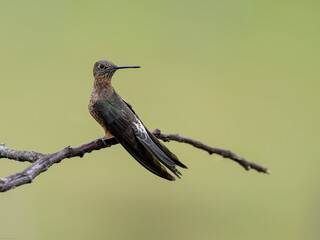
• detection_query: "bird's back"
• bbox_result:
[92,90,186,180]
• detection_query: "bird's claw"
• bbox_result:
[101,136,108,147]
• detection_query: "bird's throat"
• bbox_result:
[93,77,114,98]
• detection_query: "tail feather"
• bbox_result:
[109,123,176,181]
[147,130,187,169]
[134,121,185,178]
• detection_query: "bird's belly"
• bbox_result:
[88,99,109,134]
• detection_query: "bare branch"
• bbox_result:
[152,129,270,174]
[0,143,44,163]
[0,137,116,192]
[0,130,269,192]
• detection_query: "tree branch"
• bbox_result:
[152,129,270,174]
[0,143,44,163]
[0,129,269,192]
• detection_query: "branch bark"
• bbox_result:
[0,129,269,192]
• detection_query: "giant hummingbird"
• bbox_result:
[89,60,187,180]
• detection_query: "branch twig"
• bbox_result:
[0,129,269,192]
[152,129,270,174]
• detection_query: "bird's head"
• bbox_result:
[93,60,140,80]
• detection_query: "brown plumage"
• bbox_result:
[89,60,187,180]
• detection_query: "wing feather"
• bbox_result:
[123,98,187,169]
[133,121,183,178]
[94,99,175,180]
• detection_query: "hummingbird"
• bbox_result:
[88,60,187,180]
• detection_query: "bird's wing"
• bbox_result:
[94,99,176,180]
[123,98,187,169]
[145,129,187,169]
[133,120,183,178]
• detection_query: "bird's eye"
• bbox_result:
[98,64,105,69]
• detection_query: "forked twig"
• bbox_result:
[0,129,269,192]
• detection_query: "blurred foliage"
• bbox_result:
[0,0,319,240]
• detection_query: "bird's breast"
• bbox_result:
[89,91,109,133]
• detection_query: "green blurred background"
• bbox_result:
[0,0,319,239]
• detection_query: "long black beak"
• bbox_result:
[116,65,141,69]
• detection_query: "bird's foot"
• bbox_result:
[101,136,108,147]
[93,137,108,147]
